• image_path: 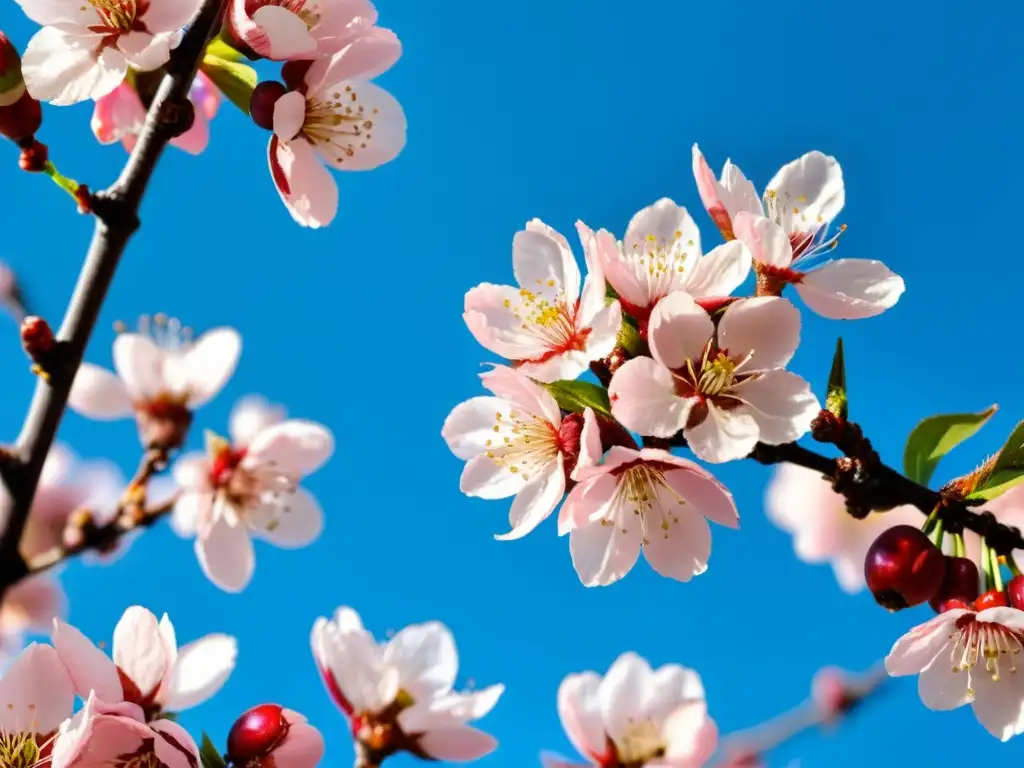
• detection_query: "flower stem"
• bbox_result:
[992,543,1004,592]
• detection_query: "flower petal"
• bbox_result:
[735,370,819,444]
[557,671,605,761]
[642,508,711,583]
[51,618,122,702]
[113,606,172,699]
[796,259,905,319]
[623,199,701,287]
[969,664,1024,741]
[442,396,512,461]
[569,512,643,587]
[459,454,526,500]
[600,652,653,741]
[269,136,339,228]
[732,212,793,268]
[494,457,565,541]
[514,221,581,304]
[765,151,844,235]
[22,29,126,105]
[663,703,718,764]
[173,327,241,408]
[248,487,324,548]
[658,458,739,530]
[244,420,334,477]
[312,81,406,172]
[917,654,969,711]
[418,726,497,762]
[273,89,306,142]
[252,5,317,60]
[269,720,324,768]
[648,291,714,370]
[717,296,800,370]
[609,357,692,438]
[685,403,759,464]
[304,28,402,89]
[885,612,964,676]
[117,31,174,71]
[195,507,255,593]
[382,622,458,699]
[113,333,165,400]
[163,634,237,711]
[68,364,133,420]
[479,365,561,427]
[684,241,751,298]
[142,0,203,31]
[152,719,201,768]
[0,643,74,734]
[229,396,286,447]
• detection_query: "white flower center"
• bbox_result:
[504,285,587,355]
[673,343,754,405]
[949,617,1024,691]
[604,463,687,544]
[614,719,664,765]
[303,87,379,165]
[623,230,694,305]
[762,188,846,260]
[88,0,139,32]
[484,409,559,482]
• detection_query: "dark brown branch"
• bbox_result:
[0,0,228,601]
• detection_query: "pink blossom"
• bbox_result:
[765,464,922,593]
[229,0,380,61]
[886,606,1024,740]
[559,446,738,587]
[546,652,717,768]
[311,606,503,762]
[52,606,237,718]
[229,706,325,768]
[442,365,602,541]
[92,72,220,155]
[268,32,405,227]
[0,643,75,764]
[51,692,199,768]
[14,0,202,105]
[464,221,622,382]
[172,420,334,592]
[608,293,818,463]
[580,200,750,333]
[0,260,26,321]
[0,577,66,666]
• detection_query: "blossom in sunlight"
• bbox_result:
[765,464,922,593]
[442,365,602,540]
[464,221,622,382]
[0,643,75,767]
[14,0,203,106]
[227,704,325,768]
[885,605,1024,741]
[172,419,334,592]
[258,31,405,228]
[608,293,818,462]
[0,577,66,667]
[580,200,750,334]
[229,0,381,61]
[92,72,220,155]
[169,394,286,538]
[68,315,241,450]
[52,605,237,719]
[52,692,199,768]
[544,652,717,768]
[311,606,504,763]
[559,446,738,587]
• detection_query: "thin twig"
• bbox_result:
[0,0,229,602]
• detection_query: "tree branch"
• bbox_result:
[0,0,228,601]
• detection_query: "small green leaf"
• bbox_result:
[825,338,847,421]
[199,734,226,768]
[542,379,611,417]
[605,283,620,301]
[205,36,246,62]
[200,54,258,113]
[617,319,644,357]
[968,420,1024,501]
[903,405,998,486]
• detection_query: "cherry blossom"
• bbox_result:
[311,605,504,763]
[229,0,381,61]
[580,200,750,334]
[464,221,622,382]
[268,31,406,227]
[442,365,602,540]
[14,0,203,106]
[52,605,237,719]
[886,606,1024,741]
[765,464,922,593]
[544,652,717,768]
[608,293,818,462]
[68,316,241,449]
[0,643,75,767]
[0,577,66,666]
[172,419,334,592]
[559,446,738,587]
[92,72,220,155]
[51,692,199,768]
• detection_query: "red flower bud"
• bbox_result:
[864,525,945,611]
[227,704,287,763]
[0,90,42,143]
[0,31,26,107]
[249,81,287,130]
[21,315,54,363]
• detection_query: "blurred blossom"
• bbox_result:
[0,576,66,667]
[229,394,287,448]
[311,605,503,763]
[0,260,26,321]
[766,464,921,593]
[0,642,75,762]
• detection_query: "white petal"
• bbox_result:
[112,606,171,699]
[765,151,845,235]
[684,241,751,298]
[459,454,527,500]
[273,89,307,142]
[648,291,714,370]
[229,396,286,447]
[514,221,582,303]
[248,487,324,548]
[418,727,497,762]
[600,652,653,741]
[113,333,166,399]
[22,29,125,106]
[642,509,712,583]
[645,664,704,723]
[717,297,801,370]
[51,619,122,702]
[173,328,241,408]
[0,644,74,734]
[270,136,339,228]
[735,370,819,445]
[382,622,458,699]
[252,5,317,59]
[494,458,564,541]
[397,685,504,732]
[685,404,759,464]
[172,454,212,491]
[917,655,969,711]
[117,31,174,71]
[609,357,691,438]
[163,634,237,711]
[557,672,605,760]
[796,259,905,319]
[479,365,561,427]
[731,212,793,268]
[243,420,334,478]
[885,612,964,676]
[442,396,514,462]
[569,513,643,587]
[195,508,255,593]
[68,364,133,420]
[970,664,1024,741]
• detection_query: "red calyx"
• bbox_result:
[864,525,945,611]
[929,556,981,613]
[227,704,287,763]
[210,448,247,487]
[249,81,287,131]
[976,589,1009,611]
[0,91,42,143]
[557,413,585,483]
[1008,574,1024,610]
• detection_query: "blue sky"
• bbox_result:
[1,0,1023,766]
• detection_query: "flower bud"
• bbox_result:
[0,90,42,142]
[249,81,286,130]
[21,315,54,360]
[227,704,286,763]
[0,31,25,108]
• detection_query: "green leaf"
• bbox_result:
[200,54,257,113]
[903,405,998,486]
[542,379,611,417]
[617,318,644,357]
[205,36,245,62]
[199,734,226,768]
[825,337,847,421]
[968,420,1024,501]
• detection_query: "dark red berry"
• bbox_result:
[249,81,287,130]
[281,61,312,91]
[0,90,42,141]
[1008,574,1024,610]
[976,589,1009,611]
[227,704,286,762]
[864,525,945,611]
[929,556,981,613]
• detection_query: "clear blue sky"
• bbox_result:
[1,1,1022,766]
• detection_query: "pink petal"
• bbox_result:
[173,327,241,408]
[664,704,718,764]
[117,31,174,72]
[684,241,751,299]
[685,404,759,464]
[556,672,605,761]
[518,349,594,384]
[304,28,402,90]
[229,395,286,447]
[582,300,623,362]
[163,634,237,711]
[272,90,306,142]
[691,144,732,236]
[68,363,133,420]
[270,721,324,768]
[796,259,905,319]
[195,511,255,593]
[190,72,220,120]
[151,718,201,768]
[418,726,498,762]
[479,365,561,427]
[22,29,126,106]
[573,408,603,480]
[765,151,844,237]
[113,607,172,700]
[463,283,550,360]
[569,511,643,587]
[609,357,692,438]
[460,454,526,500]
[558,472,619,536]
[248,487,324,548]
[170,109,209,155]
[514,221,581,304]
[112,333,165,400]
[269,137,339,228]
[252,5,317,59]
[885,612,965,676]
[382,622,458,700]
[647,292,714,370]
[642,507,711,582]
[0,643,74,734]
[717,297,800,370]
[735,370,819,445]
[622,199,701,282]
[600,652,653,740]
[2,576,66,632]
[51,619,123,703]
[140,0,203,32]
[91,84,145,145]
[243,420,334,477]
[731,212,793,268]
[494,457,565,541]
[442,396,514,461]
[313,82,406,172]
[661,463,739,530]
